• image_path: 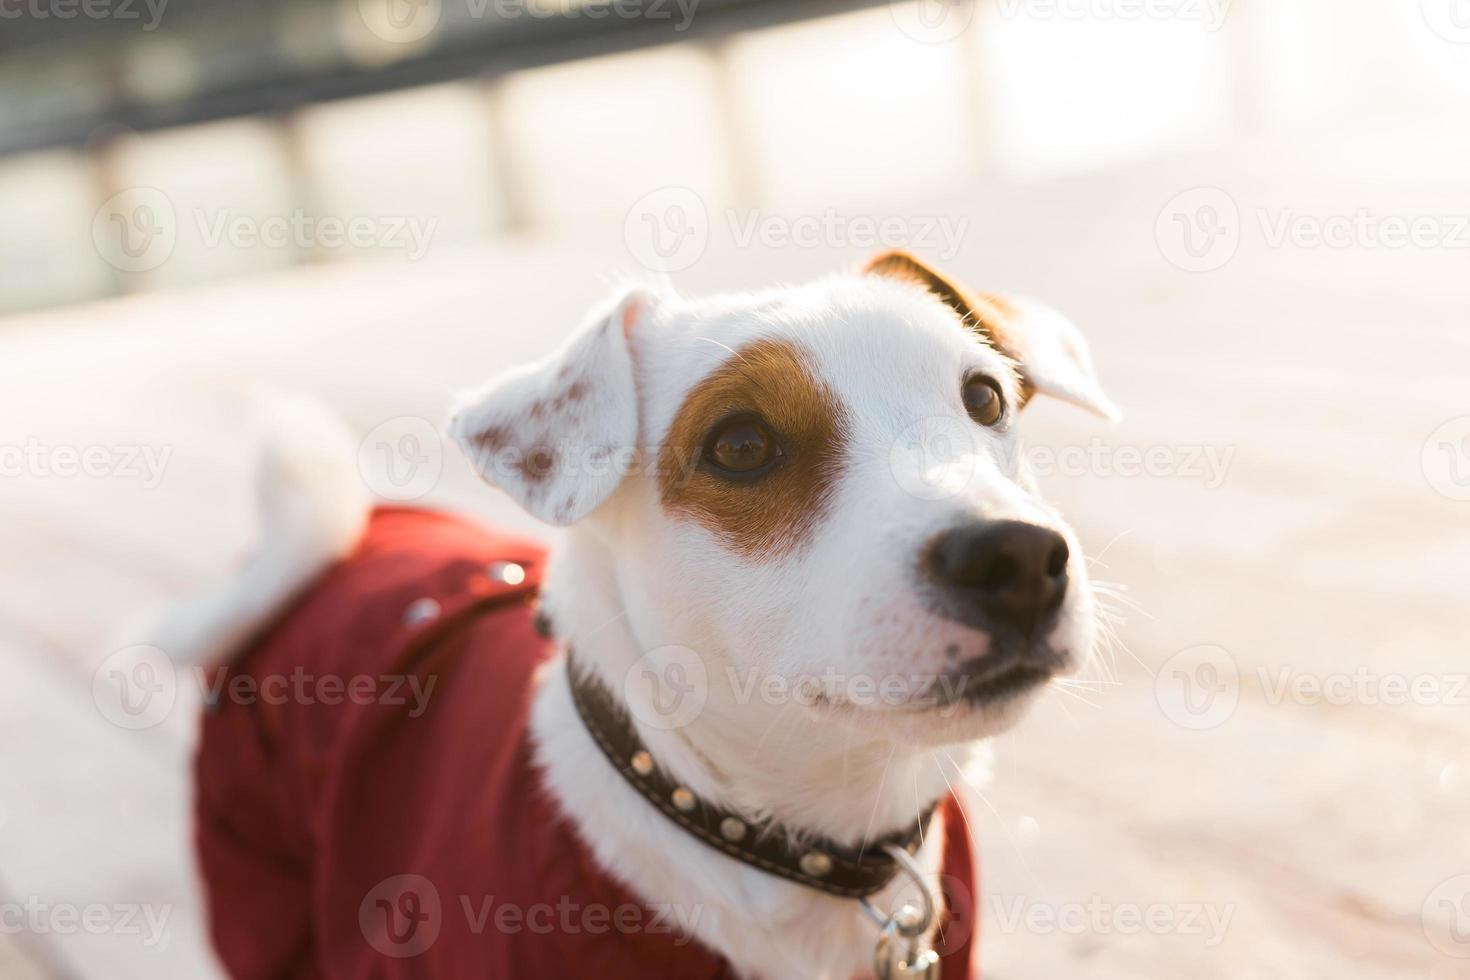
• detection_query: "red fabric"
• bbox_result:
[195,506,977,979]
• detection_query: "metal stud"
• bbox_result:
[799,851,833,878]
[720,817,747,842]
[671,788,697,812]
[630,751,654,776]
[403,597,441,626]
[488,561,526,585]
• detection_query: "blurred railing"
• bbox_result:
[0,0,886,156]
[2,0,1468,315]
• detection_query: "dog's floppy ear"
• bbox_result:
[863,250,1120,421]
[450,287,654,525]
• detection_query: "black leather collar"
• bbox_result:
[565,652,935,899]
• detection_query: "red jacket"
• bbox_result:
[195,507,977,979]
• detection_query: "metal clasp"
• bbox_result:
[862,844,942,980]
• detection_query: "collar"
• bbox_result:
[565,652,936,899]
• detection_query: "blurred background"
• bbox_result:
[2,0,1469,976]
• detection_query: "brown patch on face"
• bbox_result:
[658,339,848,562]
[863,251,1035,408]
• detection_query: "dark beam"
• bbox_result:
[0,0,890,156]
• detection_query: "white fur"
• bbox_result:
[148,394,370,665]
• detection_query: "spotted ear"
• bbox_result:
[863,250,1120,421]
[450,288,654,525]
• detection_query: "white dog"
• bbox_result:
[174,251,1117,980]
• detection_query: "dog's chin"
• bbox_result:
[811,656,1065,747]
[791,609,1092,745]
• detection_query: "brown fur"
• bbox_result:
[659,339,849,562]
[863,251,1036,407]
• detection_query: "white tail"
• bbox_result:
[148,394,371,665]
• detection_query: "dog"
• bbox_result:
[171,251,1117,979]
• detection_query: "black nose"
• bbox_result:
[929,521,1070,637]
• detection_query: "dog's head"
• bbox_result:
[451,252,1117,745]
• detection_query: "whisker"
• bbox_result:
[692,336,775,399]
[929,754,974,950]
[1091,581,1151,619]
[858,742,898,861]
[693,336,741,361]
[1048,684,1101,711]
[1086,584,1149,679]
[941,751,1038,889]
[933,754,976,846]
[1054,677,1119,690]
[913,768,925,852]
[1085,526,1135,568]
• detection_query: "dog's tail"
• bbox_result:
[149,393,371,666]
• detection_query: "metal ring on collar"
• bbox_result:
[859,842,939,937]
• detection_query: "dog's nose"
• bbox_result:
[929,521,1070,637]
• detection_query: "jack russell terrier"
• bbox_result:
[171,251,1118,979]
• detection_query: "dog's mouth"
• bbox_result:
[917,646,1071,713]
[947,662,1055,707]
[812,649,1065,719]
[946,667,1052,705]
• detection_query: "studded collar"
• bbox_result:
[563,651,937,899]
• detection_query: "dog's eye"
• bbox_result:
[962,377,1005,427]
[704,417,780,476]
